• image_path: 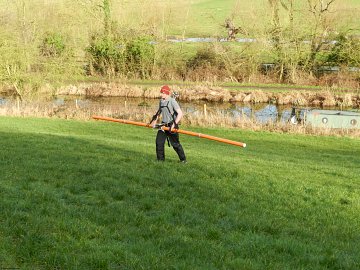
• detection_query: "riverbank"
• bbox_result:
[2,82,356,107]
[1,96,359,138]
[2,81,360,137]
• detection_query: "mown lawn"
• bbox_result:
[0,117,359,270]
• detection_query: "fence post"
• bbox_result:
[17,96,20,111]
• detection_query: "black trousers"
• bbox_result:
[156,130,186,161]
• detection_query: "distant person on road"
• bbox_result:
[150,85,187,163]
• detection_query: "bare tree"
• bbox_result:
[79,0,112,36]
[268,0,281,49]
[103,0,111,36]
[267,0,286,81]
[265,0,338,81]
[280,0,295,33]
[305,0,337,70]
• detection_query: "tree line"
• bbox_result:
[0,0,359,99]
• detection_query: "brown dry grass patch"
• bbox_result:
[1,101,359,138]
[54,82,360,108]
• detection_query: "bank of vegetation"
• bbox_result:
[54,83,360,107]
[0,0,359,100]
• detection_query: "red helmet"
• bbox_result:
[160,85,171,95]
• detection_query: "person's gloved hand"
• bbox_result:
[170,122,179,132]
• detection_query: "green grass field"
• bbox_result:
[117,0,360,37]
[3,0,359,38]
[0,117,360,269]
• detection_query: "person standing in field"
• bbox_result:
[150,85,187,163]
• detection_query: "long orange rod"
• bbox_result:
[92,115,246,148]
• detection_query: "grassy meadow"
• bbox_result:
[2,0,357,37]
[0,116,359,269]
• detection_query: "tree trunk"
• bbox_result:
[103,0,111,36]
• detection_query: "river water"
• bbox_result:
[1,95,356,125]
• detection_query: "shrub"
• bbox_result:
[39,32,66,57]
[326,34,360,66]
[125,37,155,79]
[186,46,220,70]
[185,46,226,81]
[152,43,187,81]
[85,34,125,76]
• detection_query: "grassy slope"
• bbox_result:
[184,0,236,36]
[0,117,359,269]
[161,0,360,36]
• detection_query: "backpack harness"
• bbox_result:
[150,100,179,147]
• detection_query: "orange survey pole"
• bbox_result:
[92,115,246,148]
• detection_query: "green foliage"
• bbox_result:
[85,35,155,78]
[186,46,220,69]
[0,38,37,98]
[1,0,360,86]
[125,37,155,79]
[326,34,360,66]
[153,43,188,80]
[1,117,360,269]
[85,35,125,76]
[39,32,66,57]
[185,45,228,81]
